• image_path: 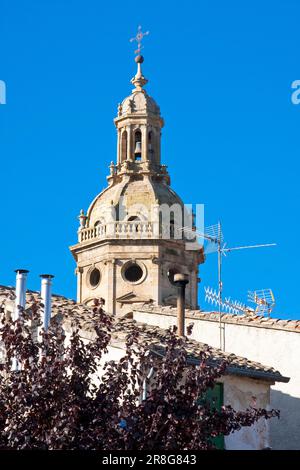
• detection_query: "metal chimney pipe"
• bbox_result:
[40,274,54,331]
[12,269,29,371]
[14,269,29,320]
[174,273,189,336]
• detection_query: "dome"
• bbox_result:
[119,91,160,117]
[87,177,183,227]
[115,54,161,119]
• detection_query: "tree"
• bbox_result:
[0,301,279,450]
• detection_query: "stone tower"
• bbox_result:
[70,54,204,315]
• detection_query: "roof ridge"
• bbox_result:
[0,285,76,302]
[133,304,300,333]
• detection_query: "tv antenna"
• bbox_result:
[204,286,253,315]
[181,222,276,350]
[248,289,275,316]
[204,286,275,317]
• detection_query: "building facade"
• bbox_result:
[132,305,300,449]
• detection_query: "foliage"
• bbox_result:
[0,302,279,450]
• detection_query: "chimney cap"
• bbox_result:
[15,269,29,274]
[174,273,189,285]
[39,274,54,279]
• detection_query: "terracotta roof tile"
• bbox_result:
[133,303,300,333]
[0,286,289,383]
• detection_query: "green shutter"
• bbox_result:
[200,383,224,450]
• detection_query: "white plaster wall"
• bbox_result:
[133,310,300,449]
[222,376,270,450]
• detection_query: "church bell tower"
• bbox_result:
[70,48,204,316]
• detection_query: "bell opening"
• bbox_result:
[134,129,142,161]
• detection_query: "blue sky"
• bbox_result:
[1,0,299,319]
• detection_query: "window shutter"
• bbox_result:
[200,383,224,450]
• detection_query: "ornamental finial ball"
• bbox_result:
[135,55,144,64]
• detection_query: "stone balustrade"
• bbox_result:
[78,221,158,243]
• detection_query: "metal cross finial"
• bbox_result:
[130,25,149,55]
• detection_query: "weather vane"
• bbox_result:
[130,25,149,55]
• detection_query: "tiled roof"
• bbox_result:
[0,285,91,317]
[106,319,289,383]
[0,285,289,383]
[133,304,300,333]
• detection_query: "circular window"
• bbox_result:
[124,263,143,282]
[122,261,146,284]
[168,268,180,286]
[89,268,101,287]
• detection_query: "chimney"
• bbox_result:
[14,269,29,320]
[40,274,54,331]
[12,269,29,371]
[174,273,189,336]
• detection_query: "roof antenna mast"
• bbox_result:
[181,222,276,350]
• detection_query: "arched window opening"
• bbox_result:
[134,130,142,161]
[159,211,163,237]
[94,218,105,227]
[148,131,154,157]
[170,218,175,239]
[127,215,140,233]
[159,211,174,239]
[121,130,128,161]
[94,218,106,236]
